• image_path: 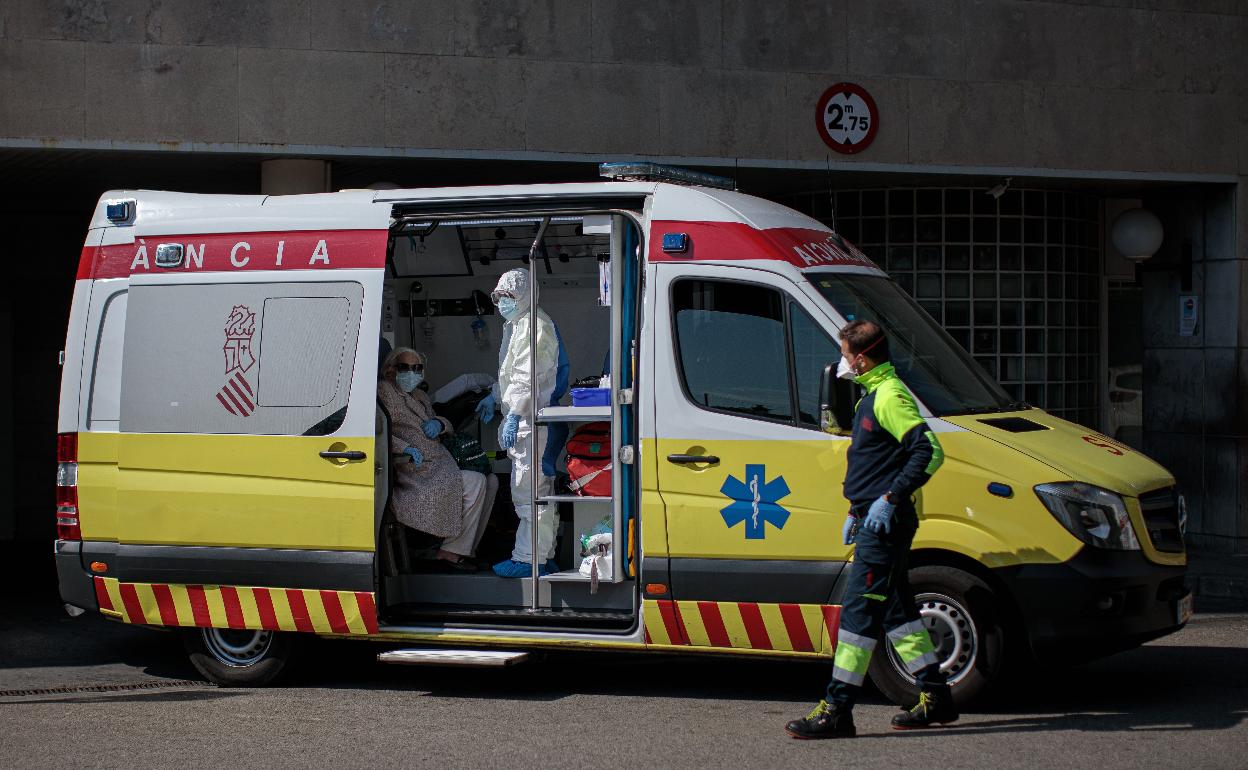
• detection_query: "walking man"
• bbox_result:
[786,319,956,739]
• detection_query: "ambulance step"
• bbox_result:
[388,605,634,629]
[378,649,530,667]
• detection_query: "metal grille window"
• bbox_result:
[790,187,1101,427]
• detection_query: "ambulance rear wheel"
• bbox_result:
[183,628,296,686]
[868,566,1005,707]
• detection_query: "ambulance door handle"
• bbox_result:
[667,454,720,465]
[320,450,367,461]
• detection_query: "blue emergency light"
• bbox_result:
[662,232,689,253]
[105,201,133,223]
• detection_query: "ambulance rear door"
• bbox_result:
[650,260,851,652]
[109,198,389,633]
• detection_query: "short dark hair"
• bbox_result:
[839,319,890,362]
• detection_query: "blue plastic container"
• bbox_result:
[571,387,611,407]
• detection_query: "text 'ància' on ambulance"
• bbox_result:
[55,163,1190,702]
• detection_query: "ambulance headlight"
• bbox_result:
[1034,482,1141,551]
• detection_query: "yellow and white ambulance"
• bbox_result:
[56,164,1190,702]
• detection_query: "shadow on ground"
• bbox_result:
[4,588,1245,736]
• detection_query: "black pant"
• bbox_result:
[826,501,948,707]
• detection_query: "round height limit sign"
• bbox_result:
[816,83,878,154]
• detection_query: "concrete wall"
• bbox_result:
[0,1,1245,551]
[1142,183,1246,552]
[0,1,1244,176]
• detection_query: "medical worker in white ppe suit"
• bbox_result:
[476,268,570,578]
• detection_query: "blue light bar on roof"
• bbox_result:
[599,162,735,191]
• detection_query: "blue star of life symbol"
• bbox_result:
[719,464,792,540]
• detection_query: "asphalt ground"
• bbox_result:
[1,594,1246,770]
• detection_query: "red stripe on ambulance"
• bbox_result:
[187,585,212,627]
[220,586,246,629]
[697,601,732,648]
[738,602,773,650]
[656,599,688,645]
[118,583,148,625]
[94,576,114,612]
[254,588,280,631]
[779,603,816,653]
[647,221,880,271]
[320,590,350,635]
[355,592,380,635]
[77,229,387,280]
[151,584,180,626]
[286,589,315,633]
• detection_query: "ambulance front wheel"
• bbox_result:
[183,627,297,686]
[869,566,1006,707]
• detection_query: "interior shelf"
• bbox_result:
[540,570,593,582]
[537,405,611,422]
[539,494,611,504]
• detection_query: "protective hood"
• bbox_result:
[495,268,532,319]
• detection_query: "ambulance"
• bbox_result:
[55,163,1191,703]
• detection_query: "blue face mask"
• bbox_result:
[396,370,423,392]
[497,297,520,320]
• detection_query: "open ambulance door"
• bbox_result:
[648,261,851,653]
[106,208,389,643]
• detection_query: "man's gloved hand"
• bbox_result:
[842,514,857,546]
[422,419,442,439]
[864,495,895,534]
[402,447,423,467]
[475,393,497,423]
[500,414,520,450]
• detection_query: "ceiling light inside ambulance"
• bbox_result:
[599,162,735,190]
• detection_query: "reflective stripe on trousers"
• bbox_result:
[832,628,877,687]
[886,618,940,674]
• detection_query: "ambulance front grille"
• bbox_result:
[1139,487,1184,553]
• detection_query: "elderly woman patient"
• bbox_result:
[378,347,491,572]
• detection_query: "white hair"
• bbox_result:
[380,347,426,379]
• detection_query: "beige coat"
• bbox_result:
[378,379,463,538]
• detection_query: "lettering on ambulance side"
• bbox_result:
[719,464,792,539]
[130,237,331,272]
[216,305,257,417]
[788,234,876,269]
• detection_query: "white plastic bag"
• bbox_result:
[579,532,613,587]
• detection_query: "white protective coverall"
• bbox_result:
[494,269,563,565]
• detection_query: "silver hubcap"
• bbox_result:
[885,592,979,686]
[201,628,273,667]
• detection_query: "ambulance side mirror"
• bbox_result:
[819,363,855,434]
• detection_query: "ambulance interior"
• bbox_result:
[374,210,640,630]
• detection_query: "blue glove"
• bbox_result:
[864,495,895,534]
[402,447,423,467]
[475,393,497,423]
[842,515,856,546]
[422,419,442,439]
[500,413,520,450]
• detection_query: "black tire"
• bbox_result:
[867,565,1007,707]
[182,627,297,687]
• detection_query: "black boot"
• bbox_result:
[785,700,856,739]
[891,690,958,729]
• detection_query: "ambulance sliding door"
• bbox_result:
[113,269,381,594]
[652,263,849,649]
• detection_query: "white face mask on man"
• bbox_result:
[837,356,857,381]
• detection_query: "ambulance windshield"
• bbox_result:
[809,273,1017,416]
